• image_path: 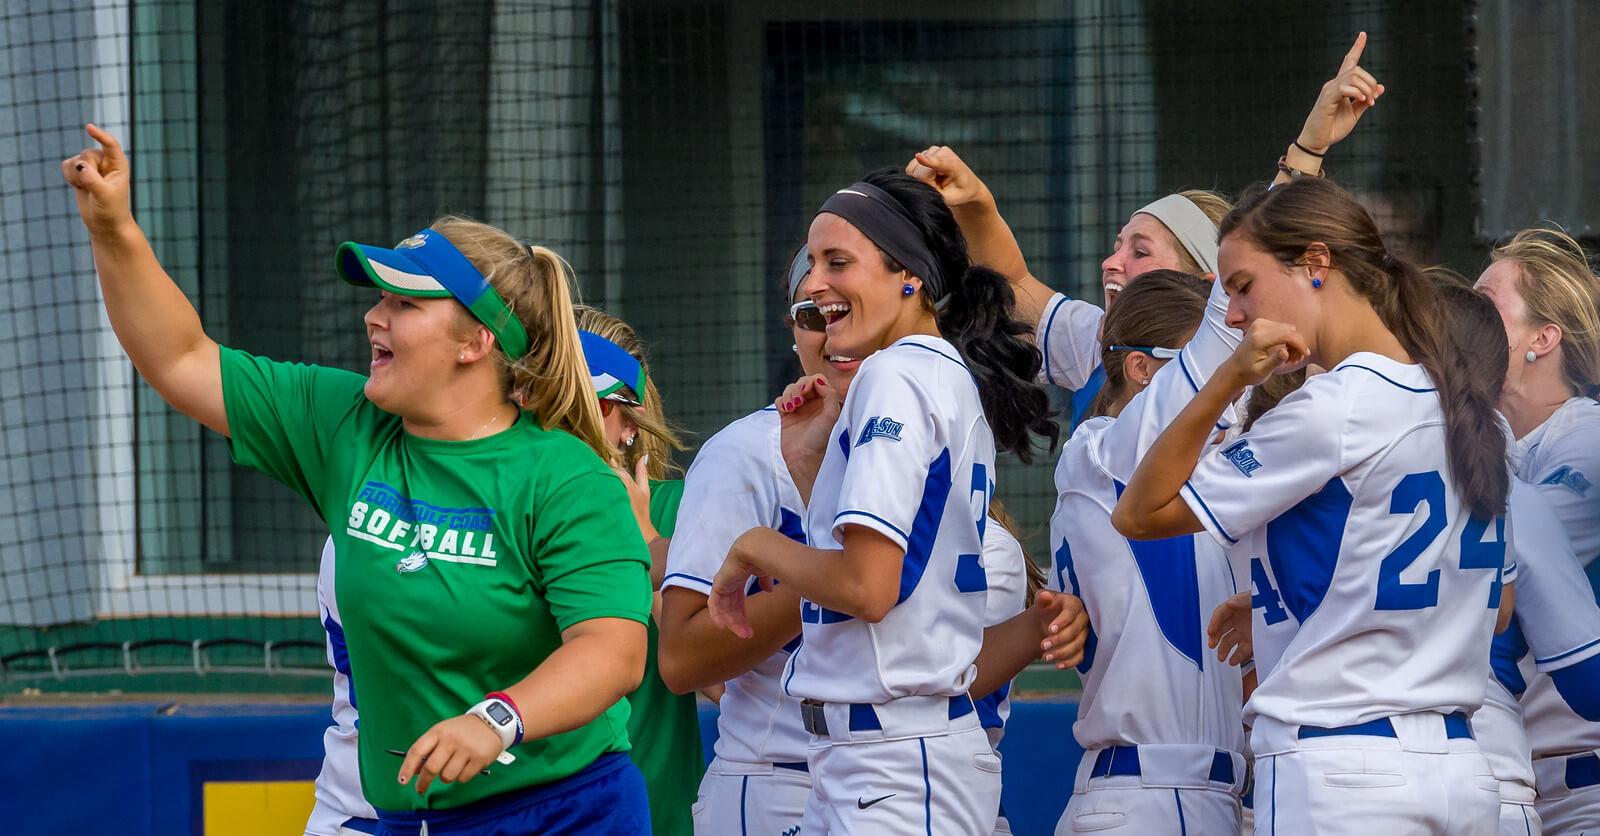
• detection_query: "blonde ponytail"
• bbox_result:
[430,217,610,460]
[574,305,688,478]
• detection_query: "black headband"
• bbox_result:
[817,181,945,299]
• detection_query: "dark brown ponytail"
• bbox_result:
[1221,179,1508,519]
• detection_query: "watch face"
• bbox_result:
[487,703,513,725]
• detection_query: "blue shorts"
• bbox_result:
[375,752,649,836]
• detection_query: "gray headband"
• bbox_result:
[786,245,811,302]
[818,181,945,299]
[1136,194,1219,276]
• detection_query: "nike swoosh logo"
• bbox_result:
[857,793,895,810]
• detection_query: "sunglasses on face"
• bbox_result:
[788,300,827,333]
[598,392,642,415]
[1106,344,1181,360]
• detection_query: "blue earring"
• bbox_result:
[1311,278,1322,289]
[902,283,915,296]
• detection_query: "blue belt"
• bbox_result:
[773,761,809,773]
[799,694,974,737]
[341,818,380,835]
[1567,752,1600,790]
[1297,711,1473,741]
[1090,746,1236,785]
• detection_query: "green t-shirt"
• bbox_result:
[626,479,704,836]
[219,348,652,811]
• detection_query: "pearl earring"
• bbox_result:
[792,344,799,353]
[1526,350,1537,364]
[902,283,915,296]
[625,435,636,447]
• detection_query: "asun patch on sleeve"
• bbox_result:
[855,416,905,447]
[1221,439,1262,478]
[1540,465,1592,496]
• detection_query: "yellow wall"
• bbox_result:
[202,781,317,836]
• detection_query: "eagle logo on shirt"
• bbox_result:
[1222,440,1263,478]
[395,551,429,573]
[1540,465,1592,497]
[855,416,905,447]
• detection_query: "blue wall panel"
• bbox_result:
[1,699,1083,835]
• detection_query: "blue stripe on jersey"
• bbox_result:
[739,775,749,836]
[975,681,1009,729]
[1041,296,1067,382]
[1552,653,1600,721]
[1069,366,1106,431]
[897,448,954,605]
[1264,476,1352,623]
[1053,537,1098,674]
[838,428,851,460]
[323,612,357,711]
[903,341,974,378]
[663,571,711,587]
[1113,479,1204,668]
[1338,364,1437,393]
[835,510,911,542]
[1490,619,1529,697]
[1182,481,1238,545]
[954,554,988,592]
[1539,635,1600,666]
[1177,355,1230,431]
[1126,535,1205,668]
[919,738,933,836]
[778,507,808,652]
[778,508,807,543]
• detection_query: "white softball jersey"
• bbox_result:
[306,536,379,835]
[1180,354,1505,736]
[1513,397,1600,565]
[1036,292,1105,391]
[785,334,994,706]
[1048,274,1246,755]
[661,406,812,767]
[1503,398,1600,831]
[978,520,1027,752]
[1480,479,1600,802]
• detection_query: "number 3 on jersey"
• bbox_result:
[1375,470,1504,611]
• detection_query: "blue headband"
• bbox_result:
[579,330,646,403]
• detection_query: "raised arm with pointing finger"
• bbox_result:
[62,126,660,830]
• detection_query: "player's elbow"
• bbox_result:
[855,586,897,623]
[1110,501,1143,539]
[655,640,702,695]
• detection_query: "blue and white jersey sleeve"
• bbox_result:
[831,355,949,550]
[664,409,803,596]
[1508,480,1600,677]
[311,537,376,830]
[1096,277,1242,483]
[1517,398,1600,565]
[1180,377,1348,548]
[1037,292,1106,391]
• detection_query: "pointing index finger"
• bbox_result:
[1339,31,1367,74]
[84,123,124,163]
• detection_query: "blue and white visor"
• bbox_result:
[336,229,530,358]
[579,330,646,405]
